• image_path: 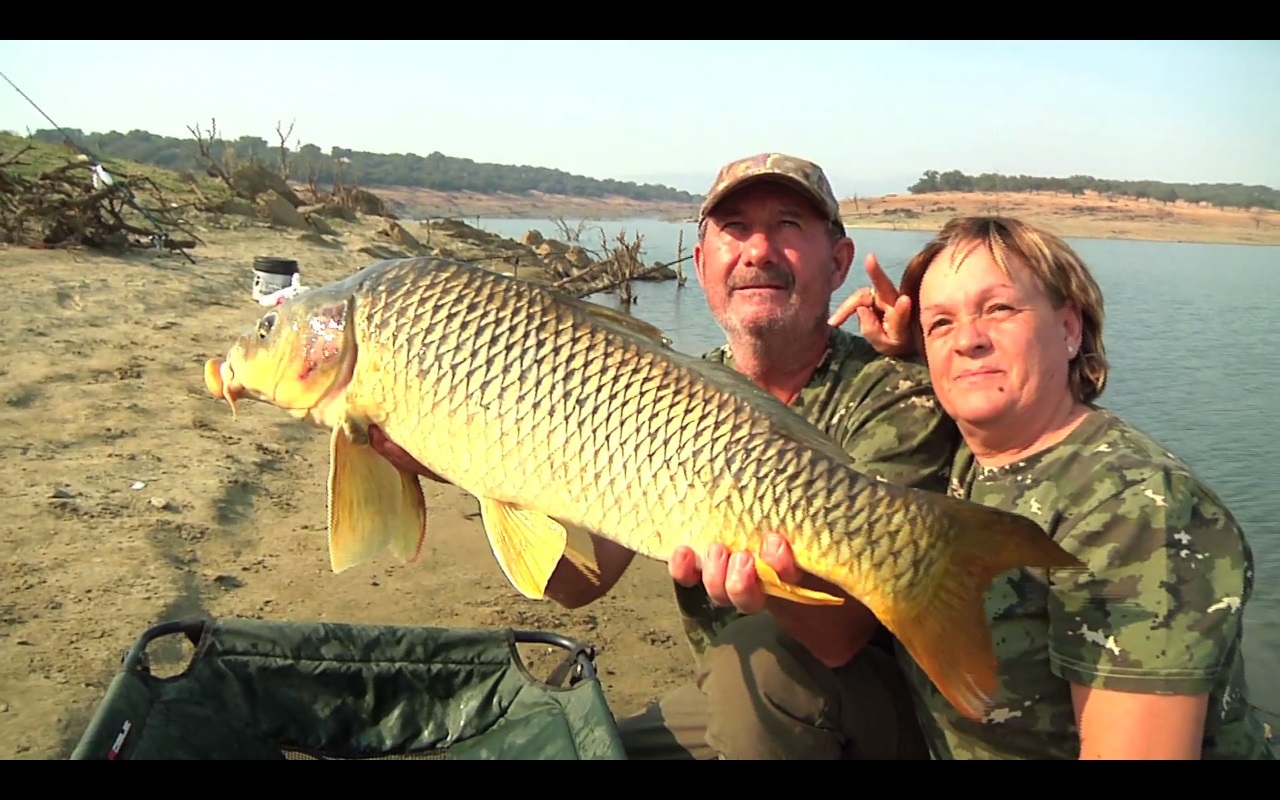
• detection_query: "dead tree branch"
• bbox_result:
[552,227,648,304]
[0,147,200,260]
[187,118,234,190]
[275,119,295,181]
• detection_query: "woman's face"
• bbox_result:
[916,241,1082,432]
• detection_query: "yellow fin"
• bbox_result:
[560,519,603,587]
[686,358,858,468]
[562,294,673,348]
[327,423,426,573]
[754,557,845,606]
[873,498,1088,722]
[477,498,601,598]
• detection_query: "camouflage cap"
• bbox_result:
[698,152,842,225]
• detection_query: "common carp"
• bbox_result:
[203,255,1086,721]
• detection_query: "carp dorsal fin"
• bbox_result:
[679,356,858,468]
[545,283,852,468]
[558,293,673,349]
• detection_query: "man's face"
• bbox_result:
[694,180,853,340]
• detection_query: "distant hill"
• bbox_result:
[20,127,701,204]
[905,169,1278,212]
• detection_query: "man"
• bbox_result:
[541,152,960,759]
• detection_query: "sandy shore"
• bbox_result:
[322,184,1280,248]
[838,190,1280,246]
[0,213,695,759]
[373,185,1280,247]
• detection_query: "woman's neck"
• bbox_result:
[963,392,1092,469]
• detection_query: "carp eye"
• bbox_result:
[257,311,278,339]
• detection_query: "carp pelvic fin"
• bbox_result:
[326,422,427,573]
[477,498,601,599]
[753,557,844,605]
[877,499,1089,722]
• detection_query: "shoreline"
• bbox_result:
[285,180,1280,247]
[834,189,1280,248]
[840,220,1280,248]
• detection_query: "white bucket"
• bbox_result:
[252,257,299,302]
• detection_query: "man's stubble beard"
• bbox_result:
[719,305,830,365]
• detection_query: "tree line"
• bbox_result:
[906,169,1277,211]
[21,127,700,203]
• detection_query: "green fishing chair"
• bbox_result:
[68,616,627,760]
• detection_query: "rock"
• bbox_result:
[380,219,423,252]
[565,245,591,269]
[637,263,677,281]
[211,574,245,590]
[256,191,311,230]
[229,164,304,208]
[333,187,392,217]
[297,232,341,249]
[358,244,410,260]
[298,202,357,222]
[216,198,257,217]
[304,213,338,236]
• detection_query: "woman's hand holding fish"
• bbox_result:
[827,254,915,357]
[669,535,880,668]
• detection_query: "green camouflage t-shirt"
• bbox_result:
[897,406,1275,760]
[673,327,962,659]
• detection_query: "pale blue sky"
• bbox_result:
[1,39,1275,197]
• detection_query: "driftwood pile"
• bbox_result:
[0,142,200,260]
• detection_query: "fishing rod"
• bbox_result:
[0,68,194,263]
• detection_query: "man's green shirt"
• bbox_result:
[673,327,961,658]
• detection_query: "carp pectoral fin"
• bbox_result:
[753,557,844,606]
[477,499,600,599]
[327,424,427,573]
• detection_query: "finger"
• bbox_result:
[882,295,914,345]
[854,305,877,335]
[762,533,802,584]
[702,543,732,607]
[864,254,899,306]
[724,551,766,614]
[828,287,872,328]
[668,545,699,587]
[855,307,891,350]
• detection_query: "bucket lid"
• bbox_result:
[253,256,299,274]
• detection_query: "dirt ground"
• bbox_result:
[839,189,1280,246]
[0,215,695,760]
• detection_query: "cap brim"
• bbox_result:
[699,173,833,222]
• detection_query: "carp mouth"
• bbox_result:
[202,343,356,425]
[204,358,246,417]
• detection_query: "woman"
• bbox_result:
[673,215,1274,759]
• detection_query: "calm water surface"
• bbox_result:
[471,216,1280,729]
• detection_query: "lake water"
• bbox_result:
[469,215,1280,732]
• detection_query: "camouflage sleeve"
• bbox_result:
[833,358,958,493]
[1047,469,1252,695]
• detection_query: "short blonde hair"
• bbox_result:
[899,216,1109,404]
